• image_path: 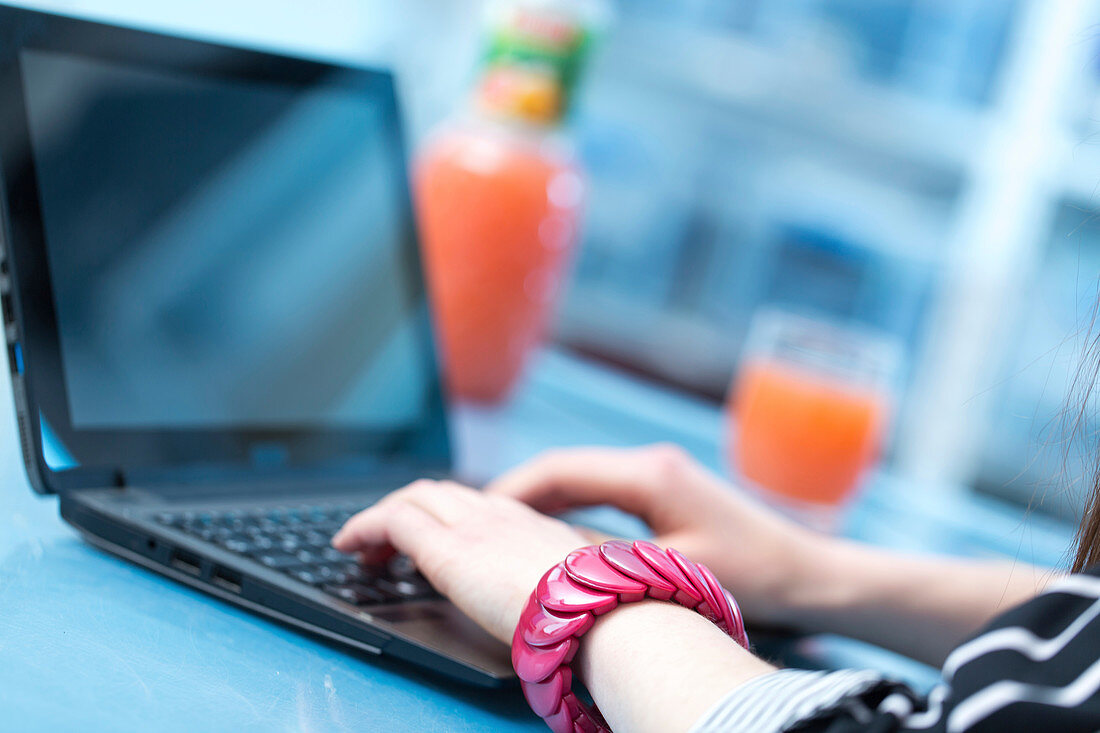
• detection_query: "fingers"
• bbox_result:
[486,444,690,526]
[331,498,443,562]
[331,479,474,553]
[395,479,480,525]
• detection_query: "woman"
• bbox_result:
[332,443,1095,732]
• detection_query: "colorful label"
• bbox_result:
[476,4,593,126]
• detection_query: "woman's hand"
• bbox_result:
[486,443,826,625]
[331,469,778,733]
[488,444,1054,665]
[331,479,589,644]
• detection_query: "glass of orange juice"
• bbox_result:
[415,125,583,404]
[728,309,900,530]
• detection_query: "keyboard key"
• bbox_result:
[221,538,252,554]
[294,549,325,565]
[312,562,357,584]
[212,515,242,530]
[312,567,346,585]
[290,569,325,586]
[256,552,304,570]
[388,554,417,577]
[303,531,330,547]
[155,503,434,609]
[250,536,275,552]
[351,563,384,579]
[321,547,355,563]
[377,577,434,600]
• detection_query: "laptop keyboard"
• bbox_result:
[154,504,438,606]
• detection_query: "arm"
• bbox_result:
[777,538,1052,665]
[331,478,776,733]
[488,445,1057,666]
[328,472,1058,732]
[577,601,774,733]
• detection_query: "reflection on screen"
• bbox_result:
[20,49,432,431]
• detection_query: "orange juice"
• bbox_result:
[731,358,888,506]
[415,127,582,402]
[412,1,601,403]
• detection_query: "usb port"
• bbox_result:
[7,343,20,374]
[1,293,12,325]
[169,548,202,575]
[211,566,242,593]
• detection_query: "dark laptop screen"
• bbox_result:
[8,38,450,478]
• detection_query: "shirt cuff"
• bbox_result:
[688,668,890,733]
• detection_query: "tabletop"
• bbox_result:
[0,348,1075,732]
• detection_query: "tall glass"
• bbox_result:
[727,309,900,529]
[415,126,582,404]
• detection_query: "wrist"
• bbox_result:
[770,532,890,634]
[576,599,716,678]
[579,601,773,733]
[764,530,851,631]
[511,541,752,732]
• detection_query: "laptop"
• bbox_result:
[0,4,514,687]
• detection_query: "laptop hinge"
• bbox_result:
[116,456,413,492]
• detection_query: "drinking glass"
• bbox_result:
[727,309,900,529]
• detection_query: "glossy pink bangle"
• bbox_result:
[511,540,750,733]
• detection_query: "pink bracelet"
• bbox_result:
[511,540,750,733]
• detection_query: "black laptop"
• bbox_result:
[0,4,514,687]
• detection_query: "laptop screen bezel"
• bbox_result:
[0,4,453,493]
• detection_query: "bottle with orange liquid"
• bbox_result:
[728,310,900,529]
[415,0,605,403]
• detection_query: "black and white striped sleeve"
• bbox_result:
[690,567,1100,733]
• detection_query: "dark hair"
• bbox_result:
[1074,486,1100,572]
[1071,299,1100,572]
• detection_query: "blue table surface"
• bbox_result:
[0,348,1076,732]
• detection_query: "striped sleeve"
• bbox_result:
[690,567,1100,733]
[689,669,897,733]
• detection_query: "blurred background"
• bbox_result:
[11,0,1100,525]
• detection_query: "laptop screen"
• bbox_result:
[3,24,451,481]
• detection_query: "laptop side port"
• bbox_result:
[211,565,242,593]
[169,548,202,575]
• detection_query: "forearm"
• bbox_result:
[776,537,1057,665]
[578,601,774,733]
